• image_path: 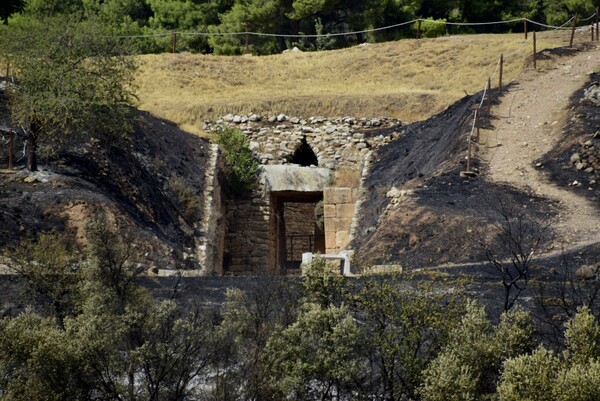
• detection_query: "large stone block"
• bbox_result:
[324,187,353,204]
[324,204,337,218]
[335,204,355,219]
[325,234,338,252]
[336,231,350,249]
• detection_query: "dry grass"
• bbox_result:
[134,30,571,135]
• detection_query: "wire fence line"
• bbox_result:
[112,13,598,40]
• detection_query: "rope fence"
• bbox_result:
[114,14,598,41]
[459,9,600,177]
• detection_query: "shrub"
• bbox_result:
[497,346,558,401]
[214,125,259,195]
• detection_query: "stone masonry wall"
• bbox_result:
[324,187,361,253]
[223,197,275,274]
[205,114,403,171]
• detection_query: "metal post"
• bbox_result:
[172,30,177,53]
[417,19,422,39]
[524,19,528,40]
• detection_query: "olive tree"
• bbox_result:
[0,14,137,171]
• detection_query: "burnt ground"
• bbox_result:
[0,85,211,269]
[353,60,600,270]
[352,90,556,268]
[539,72,600,203]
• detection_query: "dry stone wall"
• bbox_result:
[223,197,276,274]
[205,114,404,170]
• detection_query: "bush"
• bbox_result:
[213,125,259,195]
[414,18,447,38]
[420,352,477,401]
[497,346,558,401]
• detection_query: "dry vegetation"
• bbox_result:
[135,30,571,136]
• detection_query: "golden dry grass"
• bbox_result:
[134,30,572,135]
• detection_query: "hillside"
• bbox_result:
[354,42,600,269]
[135,31,569,136]
[0,96,212,270]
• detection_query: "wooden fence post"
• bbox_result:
[172,30,177,53]
[476,109,481,143]
[499,54,503,90]
[524,19,528,40]
[466,131,473,172]
[570,16,577,48]
[416,19,422,39]
[8,130,14,170]
[487,77,492,115]
[533,31,537,70]
[596,8,599,41]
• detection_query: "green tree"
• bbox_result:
[352,273,465,400]
[6,233,81,327]
[563,306,600,365]
[209,0,287,54]
[0,14,136,171]
[497,346,558,401]
[264,302,361,400]
[421,301,534,400]
[217,276,301,399]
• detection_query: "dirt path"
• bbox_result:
[483,45,600,246]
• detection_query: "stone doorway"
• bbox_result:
[271,191,325,270]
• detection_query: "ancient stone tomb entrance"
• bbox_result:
[271,191,325,270]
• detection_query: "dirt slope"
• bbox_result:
[354,43,600,269]
[0,97,211,270]
[483,46,600,246]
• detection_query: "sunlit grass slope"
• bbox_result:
[135,31,568,135]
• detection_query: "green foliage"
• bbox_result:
[218,278,301,399]
[264,302,361,400]
[0,311,94,401]
[354,272,465,400]
[422,301,534,398]
[0,13,137,170]
[214,125,259,195]
[84,216,148,314]
[497,346,558,401]
[563,306,600,364]
[301,255,347,307]
[420,352,477,401]
[414,18,448,38]
[553,360,600,401]
[0,0,23,23]
[7,233,81,326]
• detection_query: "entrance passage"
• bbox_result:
[272,191,325,270]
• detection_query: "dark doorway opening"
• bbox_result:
[271,191,325,270]
[289,137,318,167]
